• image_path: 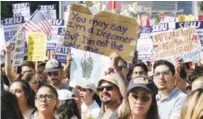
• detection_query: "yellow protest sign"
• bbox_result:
[64,4,139,61]
[27,32,47,61]
[152,28,201,62]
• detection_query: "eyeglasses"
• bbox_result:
[47,71,58,76]
[154,70,171,77]
[97,85,117,92]
[35,94,56,101]
[132,94,151,102]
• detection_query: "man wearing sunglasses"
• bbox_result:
[153,60,186,119]
[45,58,81,112]
[97,72,127,119]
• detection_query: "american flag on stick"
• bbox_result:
[23,10,52,35]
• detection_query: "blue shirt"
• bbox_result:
[156,88,186,119]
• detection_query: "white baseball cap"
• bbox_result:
[57,89,77,100]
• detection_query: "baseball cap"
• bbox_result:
[79,82,97,93]
[45,59,62,72]
[57,89,77,100]
[127,76,155,94]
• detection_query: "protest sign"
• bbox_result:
[13,30,25,66]
[12,2,31,21]
[2,17,25,43]
[47,19,66,50]
[39,5,57,21]
[137,27,153,61]
[27,32,47,61]
[176,21,203,58]
[55,46,71,63]
[70,48,110,87]
[64,4,139,61]
[151,28,201,63]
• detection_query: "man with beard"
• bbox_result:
[45,58,81,112]
[97,72,127,119]
[153,60,186,119]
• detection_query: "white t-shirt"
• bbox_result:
[81,101,100,119]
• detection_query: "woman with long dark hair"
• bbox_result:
[1,90,24,119]
[31,84,59,119]
[116,76,159,119]
[9,80,35,119]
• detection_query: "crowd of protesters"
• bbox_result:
[1,41,203,119]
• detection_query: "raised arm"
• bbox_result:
[5,42,17,81]
[62,53,72,79]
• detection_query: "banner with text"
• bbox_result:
[12,2,31,21]
[39,5,57,21]
[27,32,47,61]
[64,4,139,61]
[152,28,201,63]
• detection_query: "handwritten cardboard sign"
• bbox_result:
[27,32,47,61]
[176,21,203,59]
[151,28,201,62]
[64,4,139,61]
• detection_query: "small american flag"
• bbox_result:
[23,10,52,35]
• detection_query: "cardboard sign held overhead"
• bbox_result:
[152,28,201,63]
[64,4,139,61]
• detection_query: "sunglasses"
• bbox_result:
[97,85,117,92]
[47,71,58,76]
[132,94,151,102]
[35,94,56,101]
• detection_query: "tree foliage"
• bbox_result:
[1,1,59,19]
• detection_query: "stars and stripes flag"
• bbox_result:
[23,10,52,35]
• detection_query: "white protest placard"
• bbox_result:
[47,19,66,50]
[70,48,110,87]
[39,5,57,21]
[13,30,25,66]
[152,28,201,63]
[176,21,203,59]
[137,27,153,61]
[12,2,31,21]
